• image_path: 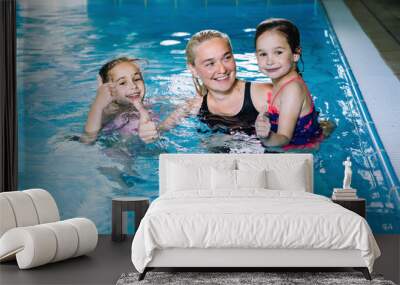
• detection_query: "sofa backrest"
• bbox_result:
[0,189,60,237]
[159,153,313,195]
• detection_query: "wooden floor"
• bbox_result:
[1,235,398,284]
[0,235,134,285]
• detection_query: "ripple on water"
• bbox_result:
[171,32,190,37]
[160,40,181,46]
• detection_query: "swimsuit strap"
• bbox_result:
[244,81,251,98]
[240,81,259,117]
[270,76,300,106]
[267,91,273,106]
[270,76,314,110]
[241,81,252,113]
[199,93,209,113]
[200,82,254,117]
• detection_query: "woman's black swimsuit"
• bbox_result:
[197,82,258,135]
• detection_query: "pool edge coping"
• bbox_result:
[322,0,400,190]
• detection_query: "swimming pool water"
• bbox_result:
[17,0,400,234]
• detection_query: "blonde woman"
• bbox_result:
[139,30,272,143]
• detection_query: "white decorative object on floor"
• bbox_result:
[343,157,353,189]
[0,189,98,269]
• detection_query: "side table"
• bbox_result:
[332,198,366,218]
[112,197,150,242]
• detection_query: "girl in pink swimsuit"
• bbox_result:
[81,57,156,143]
[266,75,323,149]
[254,18,331,149]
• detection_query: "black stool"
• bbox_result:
[112,197,149,242]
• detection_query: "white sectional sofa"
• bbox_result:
[0,189,98,269]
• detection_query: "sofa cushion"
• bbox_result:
[0,217,97,269]
[0,196,17,237]
[0,192,39,227]
[24,189,59,224]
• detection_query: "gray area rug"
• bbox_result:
[116,271,396,285]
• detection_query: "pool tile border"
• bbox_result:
[322,0,400,191]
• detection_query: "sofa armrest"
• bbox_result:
[0,218,98,269]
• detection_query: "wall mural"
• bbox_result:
[17,0,399,234]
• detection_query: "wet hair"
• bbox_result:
[255,18,303,74]
[186,30,232,66]
[185,30,233,96]
[98,57,141,83]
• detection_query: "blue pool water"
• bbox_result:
[17,0,399,234]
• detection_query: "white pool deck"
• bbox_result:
[323,0,400,189]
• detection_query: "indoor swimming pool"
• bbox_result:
[17,0,399,233]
